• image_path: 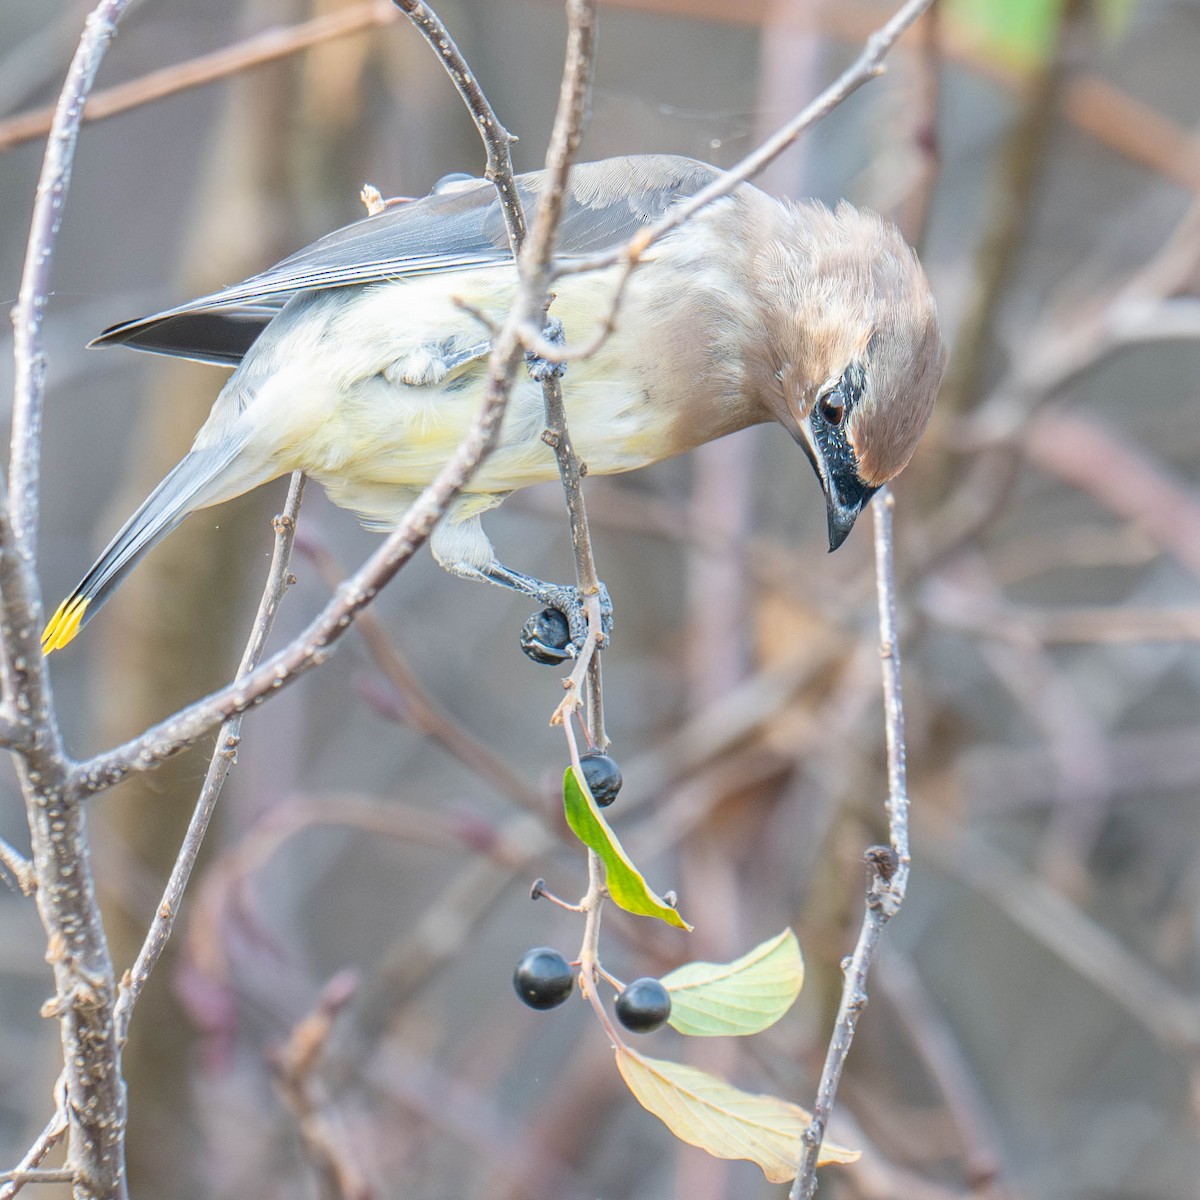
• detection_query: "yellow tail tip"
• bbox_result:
[42,596,89,655]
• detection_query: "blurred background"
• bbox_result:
[2,1,1200,1197]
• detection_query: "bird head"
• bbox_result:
[759,201,945,550]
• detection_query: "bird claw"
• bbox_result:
[524,317,567,382]
[519,582,613,665]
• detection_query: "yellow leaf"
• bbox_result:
[615,1048,859,1183]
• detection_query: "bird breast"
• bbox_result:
[204,228,766,524]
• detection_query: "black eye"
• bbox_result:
[819,392,846,428]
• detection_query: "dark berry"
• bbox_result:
[520,608,572,664]
[579,751,622,807]
[513,947,574,1010]
[615,977,672,1033]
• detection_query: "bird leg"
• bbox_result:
[443,557,613,662]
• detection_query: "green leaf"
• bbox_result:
[562,767,690,930]
[661,929,804,1037]
[615,1048,858,1182]
[947,0,1067,68]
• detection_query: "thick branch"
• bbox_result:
[8,4,134,1197]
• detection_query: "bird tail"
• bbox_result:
[42,444,244,654]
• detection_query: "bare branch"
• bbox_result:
[397,0,610,749]
[556,0,934,283]
[512,0,934,373]
[272,971,369,1200]
[0,835,33,895]
[113,474,306,1043]
[69,338,525,794]
[792,490,911,1198]
[0,1075,67,1200]
[10,0,130,549]
[525,0,610,750]
[0,1,400,153]
[296,530,542,813]
[390,1,525,256]
[0,1170,75,1187]
[7,4,134,1196]
[875,493,912,886]
[68,3,585,799]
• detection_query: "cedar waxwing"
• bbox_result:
[41,155,944,657]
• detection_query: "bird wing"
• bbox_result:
[92,155,724,366]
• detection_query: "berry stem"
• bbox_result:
[576,848,624,1047]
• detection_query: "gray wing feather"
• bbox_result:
[91,155,724,363]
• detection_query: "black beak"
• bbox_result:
[796,413,879,552]
[825,492,863,552]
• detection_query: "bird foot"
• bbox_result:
[524,317,567,382]
[519,582,613,665]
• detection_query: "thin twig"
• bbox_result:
[10,0,131,548]
[565,0,923,272]
[272,971,369,1200]
[876,947,1008,1195]
[0,1075,68,1200]
[0,835,34,894]
[295,530,542,813]
[390,0,609,748]
[113,473,306,1042]
[390,1,526,257]
[875,495,911,881]
[513,9,620,1049]
[526,0,609,751]
[576,847,622,1048]
[792,491,910,1199]
[527,0,934,370]
[0,0,400,153]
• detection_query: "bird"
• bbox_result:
[41,154,944,657]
